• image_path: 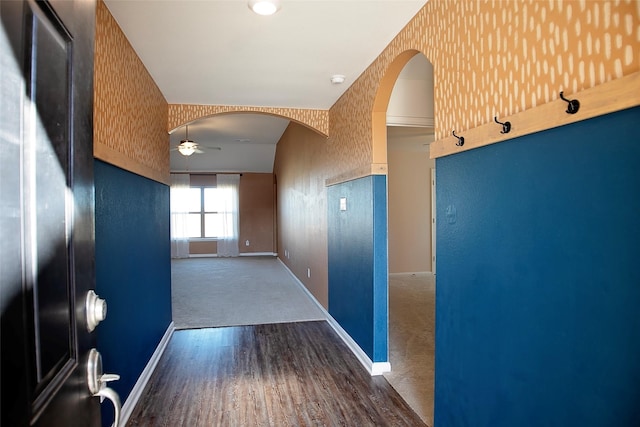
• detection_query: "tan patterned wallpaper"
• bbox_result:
[273,123,330,307]
[168,104,329,137]
[327,0,639,181]
[94,0,169,184]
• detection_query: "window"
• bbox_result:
[186,187,232,238]
[171,173,239,251]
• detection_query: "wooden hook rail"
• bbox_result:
[430,71,640,159]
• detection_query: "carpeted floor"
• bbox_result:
[384,272,435,426]
[171,256,326,329]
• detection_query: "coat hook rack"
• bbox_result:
[452,130,464,146]
[494,116,511,134]
[559,91,580,114]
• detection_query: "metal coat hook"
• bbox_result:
[494,116,511,134]
[559,91,580,114]
[452,130,464,146]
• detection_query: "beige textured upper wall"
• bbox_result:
[328,0,639,179]
[94,0,169,184]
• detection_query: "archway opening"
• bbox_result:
[374,50,435,426]
[169,113,290,173]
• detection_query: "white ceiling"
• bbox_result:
[103,0,429,172]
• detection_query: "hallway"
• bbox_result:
[123,257,430,425]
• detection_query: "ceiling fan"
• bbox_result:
[172,125,221,156]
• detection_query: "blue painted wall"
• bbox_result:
[94,160,172,425]
[434,107,640,426]
[328,175,388,362]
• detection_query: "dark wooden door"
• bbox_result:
[1,0,104,425]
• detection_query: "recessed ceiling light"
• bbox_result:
[248,0,281,16]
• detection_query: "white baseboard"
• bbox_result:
[389,271,433,277]
[186,253,277,258]
[324,312,391,376]
[240,252,277,257]
[277,258,391,376]
[120,322,175,425]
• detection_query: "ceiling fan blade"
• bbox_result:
[194,148,205,154]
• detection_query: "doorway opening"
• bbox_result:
[376,51,435,425]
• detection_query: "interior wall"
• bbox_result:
[95,161,172,426]
[273,123,329,308]
[188,240,218,255]
[239,173,275,254]
[435,107,640,426]
[327,175,388,362]
[93,2,172,420]
[387,143,433,274]
[94,0,169,184]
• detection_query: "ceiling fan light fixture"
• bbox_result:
[248,0,280,16]
[178,147,195,156]
[178,140,197,156]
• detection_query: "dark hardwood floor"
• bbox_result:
[126,321,425,426]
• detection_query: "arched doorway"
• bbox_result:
[169,113,289,257]
[374,51,436,425]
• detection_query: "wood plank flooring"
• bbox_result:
[126,321,425,427]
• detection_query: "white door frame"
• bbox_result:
[431,167,436,275]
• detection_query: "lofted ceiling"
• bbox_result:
[103,0,429,173]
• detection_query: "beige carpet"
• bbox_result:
[384,272,435,427]
[171,256,326,329]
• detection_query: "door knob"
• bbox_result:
[87,349,121,427]
[86,290,107,332]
